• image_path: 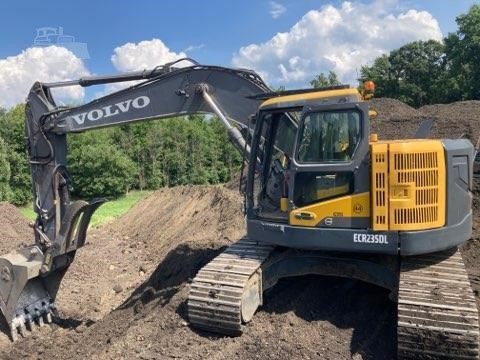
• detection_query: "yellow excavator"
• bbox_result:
[0,59,478,359]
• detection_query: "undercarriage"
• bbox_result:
[188,238,480,359]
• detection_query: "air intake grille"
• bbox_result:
[389,142,445,231]
[371,143,389,230]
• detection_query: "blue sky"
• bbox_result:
[0,0,478,107]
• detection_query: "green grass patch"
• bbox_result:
[18,206,36,221]
[18,190,152,228]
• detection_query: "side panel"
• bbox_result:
[443,139,473,227]
[289,192,370,228]
[399,139,474,255]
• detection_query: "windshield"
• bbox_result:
[297,109,361,162]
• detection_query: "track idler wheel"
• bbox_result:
[241,272,262,323]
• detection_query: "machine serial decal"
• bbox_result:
[353,233,389,244]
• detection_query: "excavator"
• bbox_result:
[0,58,478,359]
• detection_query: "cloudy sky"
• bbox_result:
[0,0,477,108]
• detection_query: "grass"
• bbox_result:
[18,190,152,228]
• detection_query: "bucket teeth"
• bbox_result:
[18,321,27,338]
[8,303,56,341]
[44,311,52,324]
[36,311,44,327]
[25,314,33,331]
[10,328,18,342]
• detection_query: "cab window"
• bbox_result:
[297,110,361,163]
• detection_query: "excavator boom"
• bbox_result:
[1,59,269,340]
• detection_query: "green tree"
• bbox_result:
[68,130,138,199]
[359,6,480,106]
[273,85,286,92]
[0,137,12,201]
[359,55,396,97]
[0,105,32,205]
[111,122,151,189]
[113,115,242,189]
[359,40,449,107]
[310,71,341,88]
[444,5,480,100]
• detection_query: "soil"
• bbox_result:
[0,202,33,253]
[0,98,479,359]
[370,98,480,143]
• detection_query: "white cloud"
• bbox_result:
[233,1,442,87]
[269,1,286,19]
[94,38,190,98]
[0,46,89,108]
[111,38,187,72]
[183,43,205,52]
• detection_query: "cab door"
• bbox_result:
[288,102,370,228]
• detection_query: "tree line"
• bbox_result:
[0,106,242,205]
[0,5,478,205]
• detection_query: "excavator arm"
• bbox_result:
[1,59,269,340]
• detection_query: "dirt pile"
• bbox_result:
[52,185,245,324]
[420,101,480,141]
[0,202,32,253]
[369,98,425,139]
[0,185,394,360]
[370,98,480,143]
[461,179,480,305]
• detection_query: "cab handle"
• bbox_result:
[295,212,315,220]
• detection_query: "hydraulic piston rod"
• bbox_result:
[201,89,251,157]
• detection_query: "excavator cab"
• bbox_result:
[248,88,370,229]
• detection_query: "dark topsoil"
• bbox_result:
[0,98,479,360]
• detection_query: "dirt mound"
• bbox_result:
[419,101,480,142]
[53,185,244,322]
[0,185,395,360]
[370,98,422,122]
[370,98,480,142]
[369,98,426,139]
[111,185,244,246]
[461,179,480,305]
[0,202,32,253]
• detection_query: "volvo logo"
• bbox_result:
[67,96,151,125]
[324,218,333,226]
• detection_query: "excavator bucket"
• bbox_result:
[0,198,104,340]
[0,246,61,340]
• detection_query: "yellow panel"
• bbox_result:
[371,143,389,230]
[388,140,446,231]
[290,192,370,227]
[260,88,362,108]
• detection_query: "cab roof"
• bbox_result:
[257,87,362,109]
